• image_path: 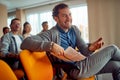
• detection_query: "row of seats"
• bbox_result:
[0,50,96,80]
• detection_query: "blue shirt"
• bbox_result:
[56,25,76,50]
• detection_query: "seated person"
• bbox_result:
[22,22,32,39]
[21,3,120,80]
[1,26,10,41]
[0,18,24,80]
[41,21,48,32]
[0,27,10,49]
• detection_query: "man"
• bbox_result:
[2,26,10,34]
[0,18,24,80]
[21,3,120,80]
[41,21,48,32]
[0,18,24,75]
[0,26,10,41]
[0,27,10,48]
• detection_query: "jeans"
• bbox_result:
[70,44,120,80]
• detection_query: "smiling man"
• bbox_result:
[21,3,120,80]
[0,18,23,70]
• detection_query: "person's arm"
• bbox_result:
[21,31,54,52]
[21,30,66,56]
[73,26,92,56]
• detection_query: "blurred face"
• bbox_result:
[43,23,48,31]
[4,28,10,34]
[25,24,31,33]
[10,20,21,32]
[54,7,72,30]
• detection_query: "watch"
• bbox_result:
[50,42,54,51]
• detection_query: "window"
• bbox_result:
[71,6,88,42]
[27,14,39,35]
[7,16,15,27]
[26,12,56,35]
[39,11,56,30]
[26,6,88,42]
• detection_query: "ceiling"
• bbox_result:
[0,0,65,12]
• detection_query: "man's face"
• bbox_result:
[54,7,72,30]
[43,23,48,31]
[10,20,21,32]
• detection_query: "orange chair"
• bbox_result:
[20,50,95,80]
[19,50,53,80]
[0,60,18,80]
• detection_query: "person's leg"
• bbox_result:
[97,61,120,80]
[70,45,120,79]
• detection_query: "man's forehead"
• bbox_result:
[12,20,20,23]
[59,8,70,12]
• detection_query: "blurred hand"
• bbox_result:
[89,37,104,52]
[51,43,65,56]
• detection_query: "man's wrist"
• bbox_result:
[50,42,54,51]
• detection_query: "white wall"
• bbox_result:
[87,0,120,47]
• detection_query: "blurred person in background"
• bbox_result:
[0,26,10,41]
[41,21,49,32]
[0,18,24,80]
[22,22,32,39]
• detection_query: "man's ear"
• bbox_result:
[53,16,58,22]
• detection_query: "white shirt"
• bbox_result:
[13,35,22,53]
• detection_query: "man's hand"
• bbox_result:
[51,43,65,56]
[89,37,104,52]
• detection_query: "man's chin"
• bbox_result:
[67,24,72,28]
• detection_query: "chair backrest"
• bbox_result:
[0,60,17,80]
[20,50,53,80]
